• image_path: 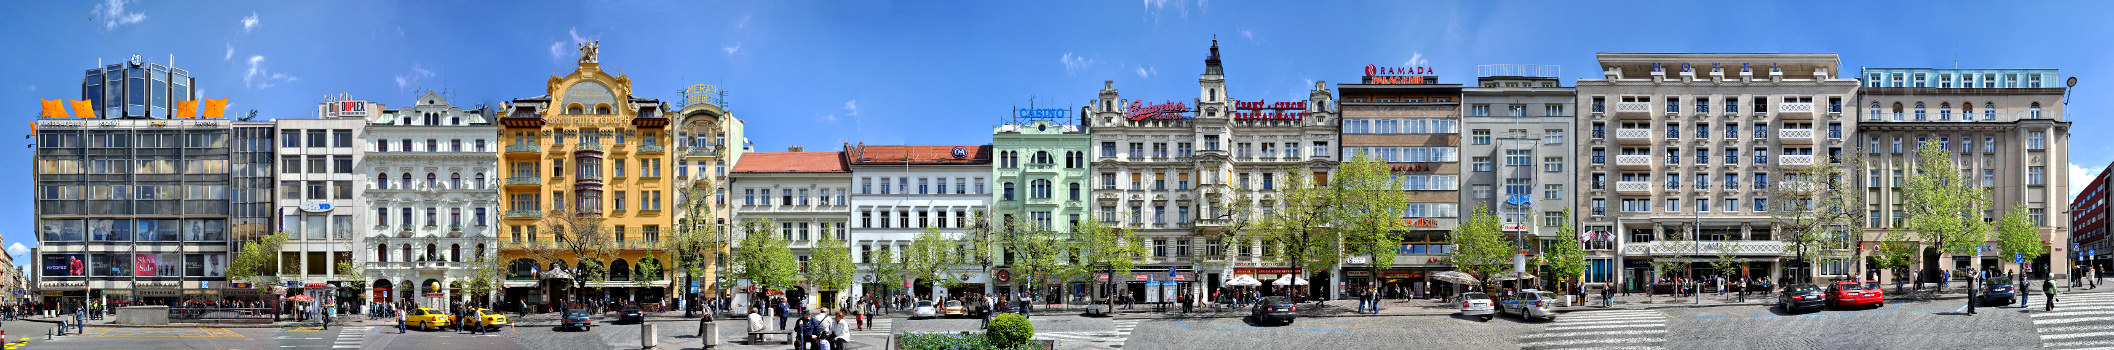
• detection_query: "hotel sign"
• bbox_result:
[1364,64,1438,85]
[1390,164,1434,172]
[1126,100,1190,121]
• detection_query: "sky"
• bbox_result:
[3,0,2113,268]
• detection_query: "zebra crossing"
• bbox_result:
[2031,291,2114,349]
[334,326,371,349]
[1518,309,1666,350]
[1029,318,1143,349]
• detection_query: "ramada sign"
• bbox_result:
[1365,64,1439,85]
[1232,99,1307,120]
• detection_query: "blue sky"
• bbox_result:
[3,0,2112,267]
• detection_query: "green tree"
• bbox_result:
[671,179,729,306]
[1994,204,2047,269]
[633,255,663,289]
[228,231,291,287]
[1003,215,1074,298]
[1250,166,1344,292]
[1709,240,1741,282]
[1333,155,1410,291]
[1646,226,1692,297]
[862,246,906,299]
[808,229,856,300]
[902,227,963,294]
[1901,141,1993,280]
[1873,228,1921,288]
[959,210,998,295]
[1077,214,1143,313]
[1768,146,1867,283]
[460,247,507,308]
[1542,209,1587,295]
[731,218,800,296]
[1449,207,1516,292]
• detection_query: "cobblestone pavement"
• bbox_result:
[2030,290,2114,349]
[1657,295,2041,350]
[1124,313,1538,350]
[1517,309,1665,350]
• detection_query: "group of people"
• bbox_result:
[747,304,851,350]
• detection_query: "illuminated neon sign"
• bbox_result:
[1364,64,1439,85]
[1126,100,1190,121]
[1015,108,1069,119]
[1232,99,1308,120]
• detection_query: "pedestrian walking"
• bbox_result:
[776,298,791,331]
[2021,275,2031,308]
[397,309,407,333]
[1966,274,1978,315]
[2044,277,2060,311]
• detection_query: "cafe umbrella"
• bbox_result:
[1431,271,1480,285]
[1223,274,1263,287]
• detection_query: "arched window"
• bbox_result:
[401,174,412,188]
[1003,182,1016,201]
[1913,103,1925,120]
[1984,103,1996,120]
[401,244,413,262]
[475,244,486,261]
[595,104,612,114]
[567,104,584,114]
[1208,88,1217,101]
[1940,103,1951,120]
[426,244,438,261]
[473,173,486,189]
[450,244,461,262]
[2030,102,2042,119]
[377,172,389,189]
[450,173,461,189]
[426,173,438,189]
[1069,182,1081,201]
[1031,179,1051,199]
[610,259,631,281]
[1891,103,1904,121]
[1868,103,1881,120]
[376,243,388,263]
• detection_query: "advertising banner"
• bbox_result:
[44,254,84,277]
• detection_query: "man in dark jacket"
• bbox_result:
[792,310,810,350]
[1965,274,1978,315]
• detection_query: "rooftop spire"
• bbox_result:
[1204,38,1223,75]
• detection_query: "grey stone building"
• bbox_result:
[1460,65,1584,285]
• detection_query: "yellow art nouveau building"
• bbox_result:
[497,42,675,311]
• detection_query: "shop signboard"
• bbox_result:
[1231,99,1308,120]
[1125,100,1190,121]
[1363,64,1439,85]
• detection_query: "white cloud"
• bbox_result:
[1240,28,1253,40]
[844,100,859,117]
[242,55,296,89]
[2073,162,2099,198]
[394,63,435,91]
[1135,66,1157,78]
[1141,0,1205,21]
[5,243,26,259]
[240,12,259,33]
[738,14,752,29]
[1061,52,1095,73]
[223,42,233,61]
[549,27,595,61]
[722,42,742,55]
[548,41,567,60]
[1405,51,1429,68]
[92,0,147,30]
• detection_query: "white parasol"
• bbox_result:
[1431,271,1479,285]
[1272,275,1309,286]
[1490,271,1538,281]
[1224,274,1263,287]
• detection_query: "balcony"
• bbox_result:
[506,209,541,218]
[1614,128,1653,145]
[1778,129,1815,144]
[505,144,542,158]
[1615,154,1653,169]
[1778,102,1815,119]
[575,143,604,153]
[1614,181,1653,195]
[1779,180,1818,193]
[1777,154,1815,168]
[685,146,719,158]
[637,144,665,154]
[505,176,541,187]
[1634,240,1789,256]
[1024,163,1058,174]
[1614,101,1652,117]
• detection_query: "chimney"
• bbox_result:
[787,145,803,152]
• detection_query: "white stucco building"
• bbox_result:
[359,92,501,307]
[274,100,374,305]
[845,144,993,301]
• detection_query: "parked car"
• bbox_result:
[910,300,938,319]
[1978,277,2017,306]
[1497,290,1558,321]
[406,307,452,331]
[1456,292,1495,321]
[1776,283,1826,313]
[942,300,966,317]
[470,308,508,331]
[1826,281,1884,309]
[562,309,595,331]
[617,307,645,324]
[1250,296,1298,325]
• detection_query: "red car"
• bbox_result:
[1825,280,1884,309]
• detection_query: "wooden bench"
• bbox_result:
[746,330,793,344]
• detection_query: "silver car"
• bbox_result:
[1498,290,1558,321]
[1456,292,1495,321]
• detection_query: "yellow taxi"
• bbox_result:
[469,308,508,330]
[406,307,452,330]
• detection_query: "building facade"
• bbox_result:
[1460,65,1587,287]
[2074,163,2110,275]
[1336,66,1462,298]
[727,150,851,309]
[360,93,501,308]
[34,117,236,307]
[1576,53,1861,289]
[671,84,747,302]
[271,102,371,306]
[846,144,993,301]
[81,55,195,119]
[1857,68,2072,280]
[497,43,678,311]
[1086,40,1339,303]
[991,109,1092,299]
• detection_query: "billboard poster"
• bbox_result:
[43,254,84,277]
[135,253,159,277]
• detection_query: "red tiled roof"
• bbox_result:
[849,145,992,165]
[731,152,848,173]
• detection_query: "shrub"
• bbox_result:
[985,313,1035,348]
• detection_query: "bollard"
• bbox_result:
[700,317,718,349]
[640,323,658,349]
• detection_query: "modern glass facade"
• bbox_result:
[81,57,194,119]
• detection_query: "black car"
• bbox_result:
[1776,283,1826,313]
[617,307,645,324]
[1250,296,1298,325]
[1978,277,2017,306]
[562,309,594,331]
